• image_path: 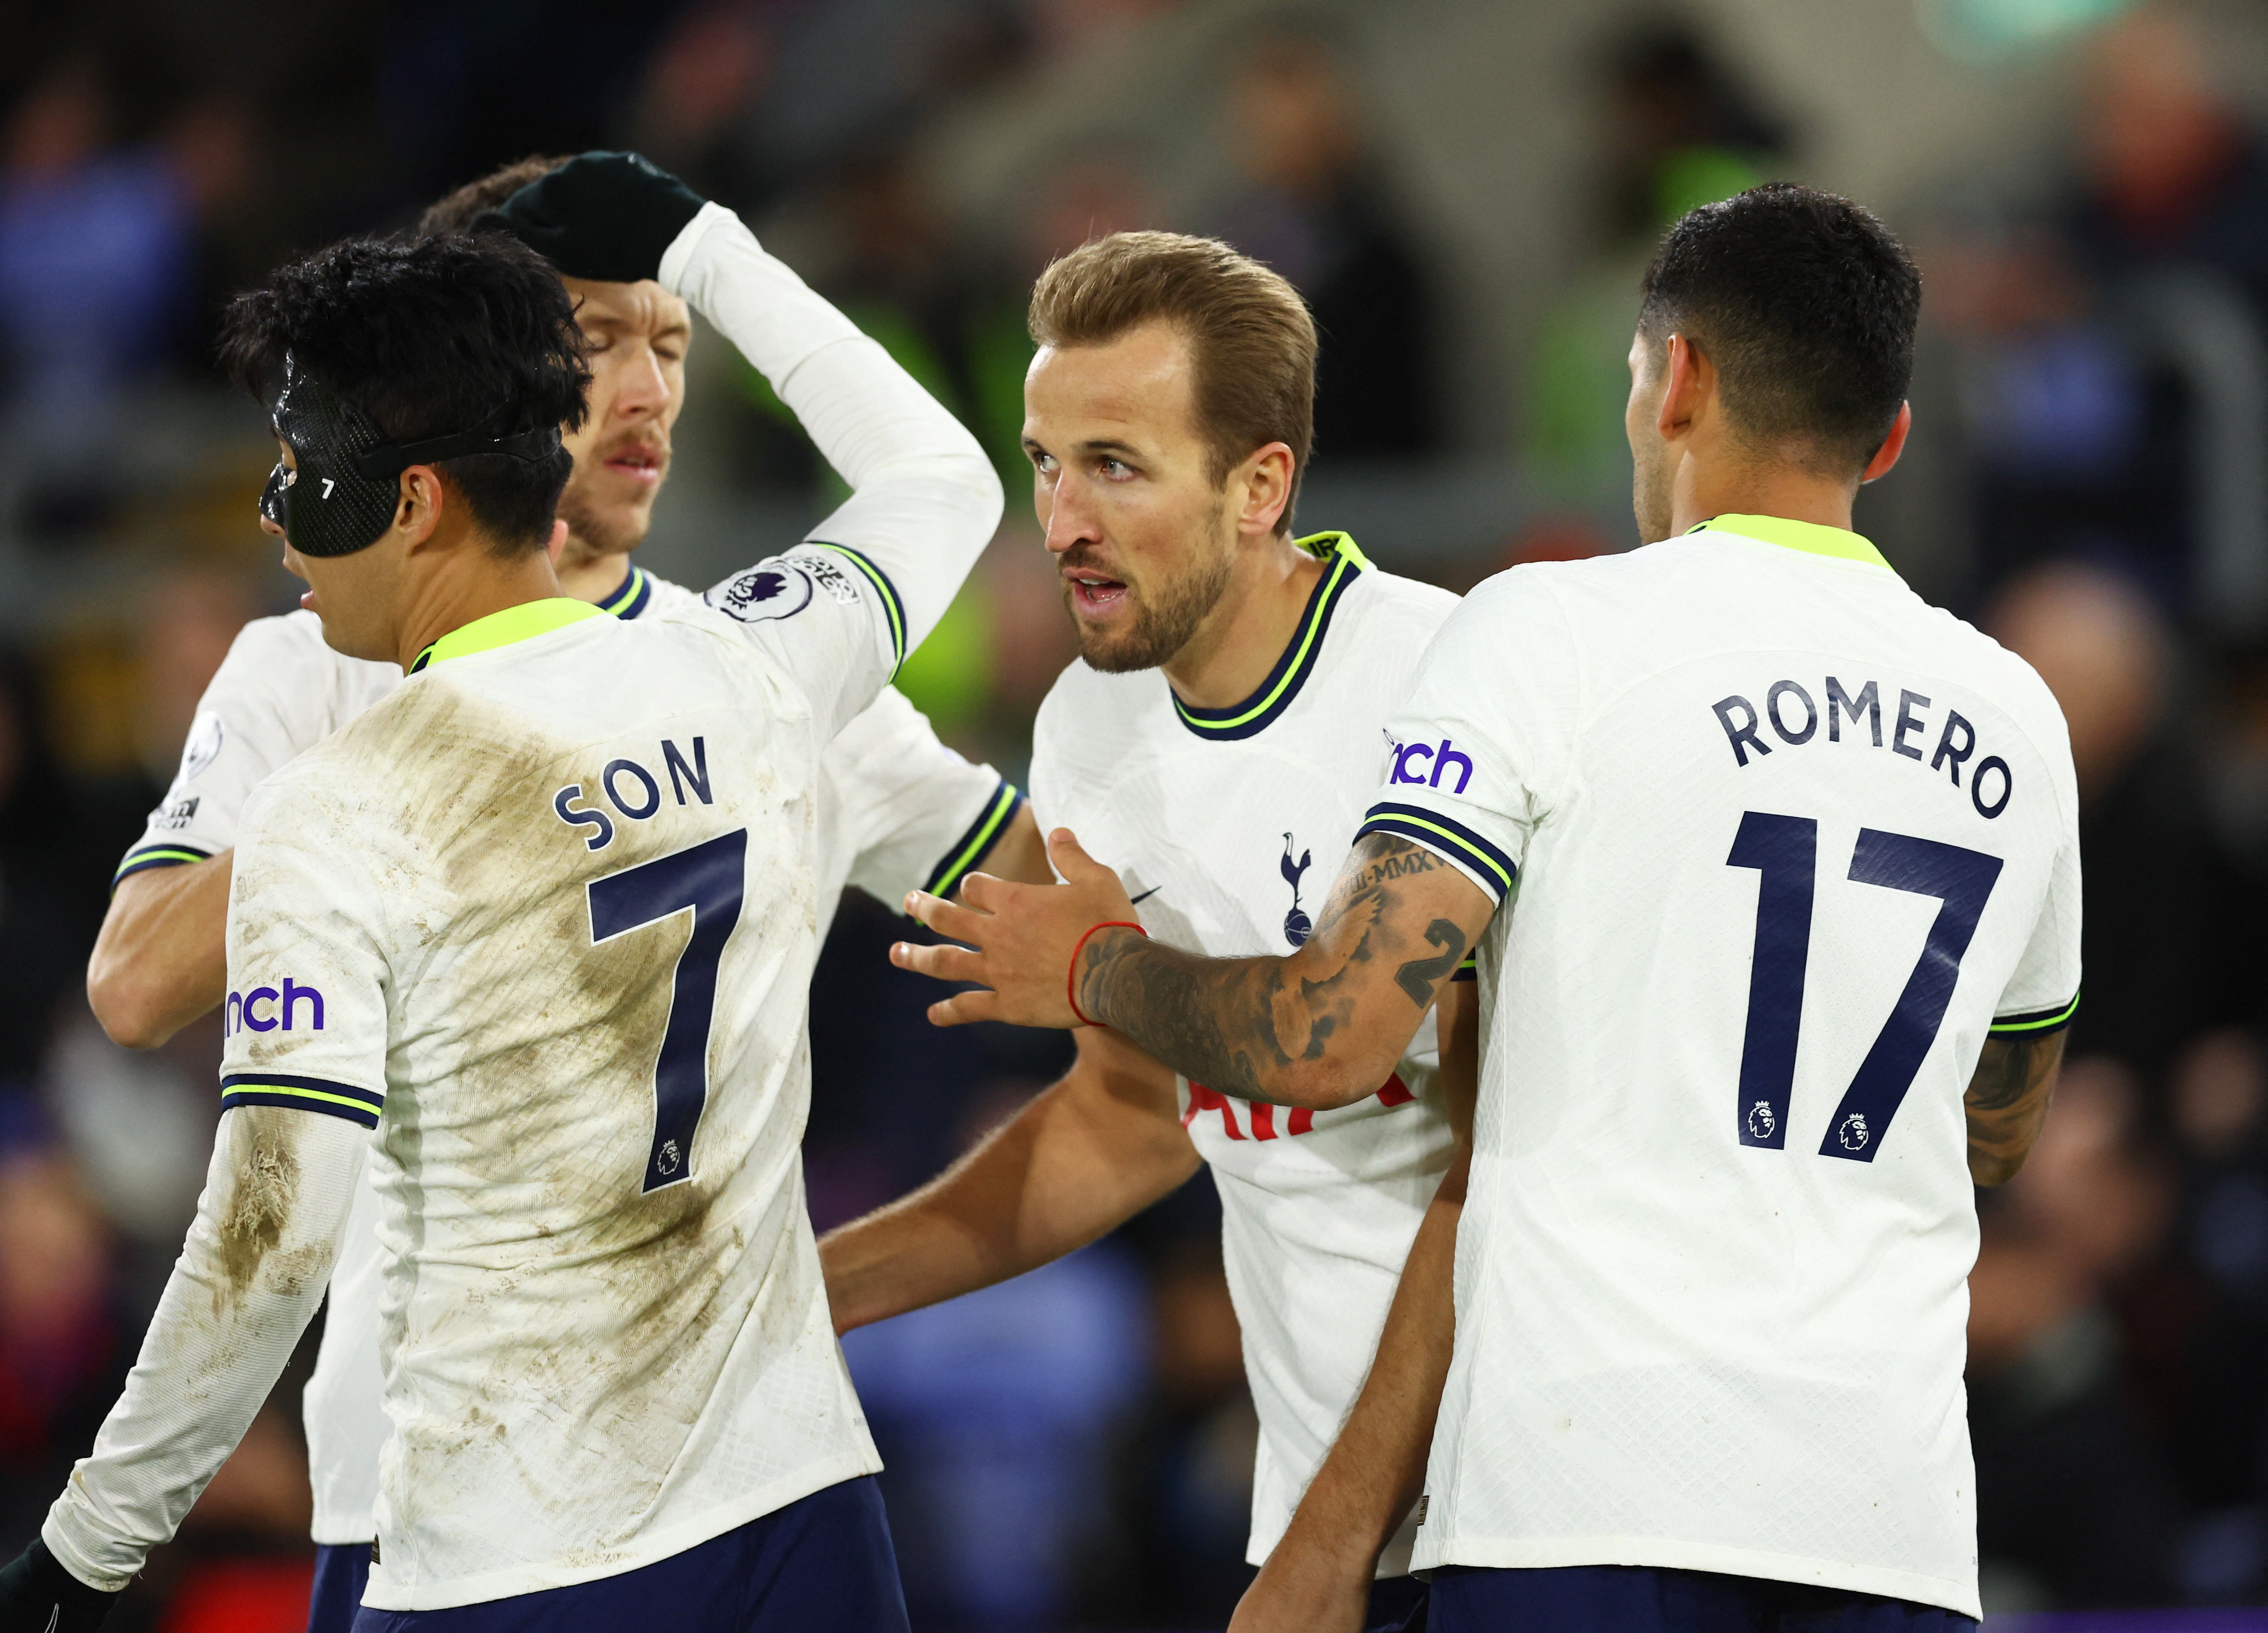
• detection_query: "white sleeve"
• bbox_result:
[44,774,391,1589]
[1992,753,2083,1038]
[825,687,1023,905]
[114,615,396,888]
[664,204,1002,739]
[42,1107,362,1588]
[1355,568,1584,910]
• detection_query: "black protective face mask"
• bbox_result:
[260,354,563,557]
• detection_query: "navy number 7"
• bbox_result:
[1728,814,2002,1162]
[588,828,747,1192]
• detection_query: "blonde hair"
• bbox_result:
[1030,231,1317,533]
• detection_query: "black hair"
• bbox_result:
[1639,182,1919,475]
[218,232,591,553]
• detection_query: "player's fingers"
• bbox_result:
[903,889,986,945]
[889,939,984,985]
[957,870,1008,912]
[1046,827,1111,888]
[926,989,996,1028]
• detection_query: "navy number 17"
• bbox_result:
[1727,812,2001,1161]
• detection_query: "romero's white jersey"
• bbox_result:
[1030,533,1461,1576]
[1365,517,2081,1618]
[122,567,1018,1551]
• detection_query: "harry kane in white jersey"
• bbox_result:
[0,156,1000,1633]
[894,188,2077,1633]
[818,233,1468,1633]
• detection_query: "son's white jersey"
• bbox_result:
[119,566,1021,1550]
[1364,517,2081,1618]
[220,595,907,1608]
[1030,533,1461,1576]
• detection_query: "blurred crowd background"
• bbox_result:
[2,0,2267,1627]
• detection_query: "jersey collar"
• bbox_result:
[1687,513,1893,570]
[1173,531,1368,742]
[408,597,606,673]
[596,563,654,619]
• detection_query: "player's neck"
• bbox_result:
[555,545,634,605]
[1161,533,1325,710]
[394,548,568,672]
[1670,457,1862,540]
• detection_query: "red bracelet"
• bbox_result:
[1067,920,1148,1027]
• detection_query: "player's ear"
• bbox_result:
[1233,442,1296,540]
[544,517,570,566]
[1656,333,1710,442]
[395,465,449,552]
[1860,402,1912,485]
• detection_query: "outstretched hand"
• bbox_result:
[891,830,1140,1029]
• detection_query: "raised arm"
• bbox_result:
[663,199,1001,662]
[485,153,1000,732]
[821,1023,1197,1333]
[894,829,1494,1110]
[1965,1030,2066,1186]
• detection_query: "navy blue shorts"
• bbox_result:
[1426,1565,1977,1632]
[349,1476,908,1633]
[1368,1572,1429,1632]
[309,1542,371,1633]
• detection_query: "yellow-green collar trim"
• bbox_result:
[1297,529,1370,569]
[1689,514,1891,570]
[409,598,605,673]
[1174,532,1367,741]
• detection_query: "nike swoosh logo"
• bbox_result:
[1129,886,1163,905]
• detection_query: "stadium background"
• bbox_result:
[0,0,2265,1626]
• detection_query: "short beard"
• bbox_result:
[557,483,650,563]
[1067,544,1235,674]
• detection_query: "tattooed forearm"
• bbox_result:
[1964,1032,2066,1185]
[1076,929,1283,1098]
[1075,834,1474,1109]
[1394,919,1467,1007]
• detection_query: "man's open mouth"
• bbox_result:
[1066,569,1128,615]
[603,444,664,482]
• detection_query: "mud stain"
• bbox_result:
[318,639,837,1551]
[216,1133,301,1311]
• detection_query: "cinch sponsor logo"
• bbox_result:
[226,977,324,1036]
[1389,737,1472,794]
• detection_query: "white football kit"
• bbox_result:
[44,200,1003,1605]
[117,568,1022,1553]
[1030,532,1462,1576]
[1361,516,2081,1618]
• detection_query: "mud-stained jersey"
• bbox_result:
[119,573,1019,1552]
[266,576,1016,1549]
[223,597,885,1610]
[1366,517,2081,1619]
[1029,532,1461,1577]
